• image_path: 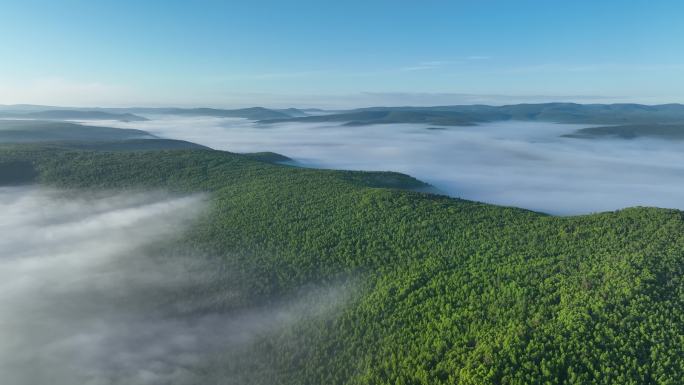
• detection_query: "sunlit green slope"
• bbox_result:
[1,145,683,385]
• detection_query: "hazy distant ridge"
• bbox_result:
[0,109,148,122]
[260,102,684,126]
[6,102,684,126]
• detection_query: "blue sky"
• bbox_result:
[1,0,683,107]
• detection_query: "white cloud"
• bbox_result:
[206,70,332,82]
[400,61,448,71]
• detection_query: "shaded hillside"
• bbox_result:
[275,108,310,117]
[123,106,293,120]
[261,110,480,126]
[0,105,294,120]
[564,124,684,140]
[0,120,154,143]
[0,110,147,121]
[0,121,210,154]
[50,138,209,151]
[241,151,294,164]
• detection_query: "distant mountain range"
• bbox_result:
[114,107,297,120]
[0,110,149,122]
[0,105,306,121]
[7,102,684,126]
[260,103,684,126]
[0,105,303,120]
[4,103,684,139]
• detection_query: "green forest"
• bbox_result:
[2,143,683,385]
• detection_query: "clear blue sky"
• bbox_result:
[1,0,683,107]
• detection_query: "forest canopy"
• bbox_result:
[2,141,683,385]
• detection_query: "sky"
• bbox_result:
[1,0,684,107]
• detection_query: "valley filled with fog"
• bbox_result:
[87,116,684,215]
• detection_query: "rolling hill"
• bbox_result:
[0,120,213,154]
[0,120,155,143]
[0,110,148,121]
[564,124,684,140]
[260,103,684,127]
[131,106,293,120]
[8,103,684,128]
[0,105,295,120]
[2,130,684,384]
[260,110,481,126]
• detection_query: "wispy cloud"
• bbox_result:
[502,63,684,74]
[399,61,448,71]
[400,56,491,71]
[207,70,331,82]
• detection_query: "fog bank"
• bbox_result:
[0,187,351,384]
[82,116,684,215]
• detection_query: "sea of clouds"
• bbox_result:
[0,187,350,385]
[4,115,681,382]
[88,115,684,215]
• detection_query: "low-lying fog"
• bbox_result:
[88,116,684,215]
[0,187,350,385]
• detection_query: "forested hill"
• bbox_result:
[564,123,684,140]
[2,144,684,384]
[260,103,684,126]
[0,120,209,151]
[0,120,154,143]
[0,109,148,121]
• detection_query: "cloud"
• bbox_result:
[400,57,493,71]
[399,57,490,71]
[0,187,352,384]
[207,70,332,81]
[400,61,448,71]
[90,116,684,215]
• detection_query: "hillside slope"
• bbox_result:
[0,110,148,121]
[1,145,683,385]
[0,120,154,142]
[261,103,684,127]
[564,124,684,140]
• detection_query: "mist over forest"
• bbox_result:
[83,114,684,214]
[5,0,684,383]
[0,187,352,385]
